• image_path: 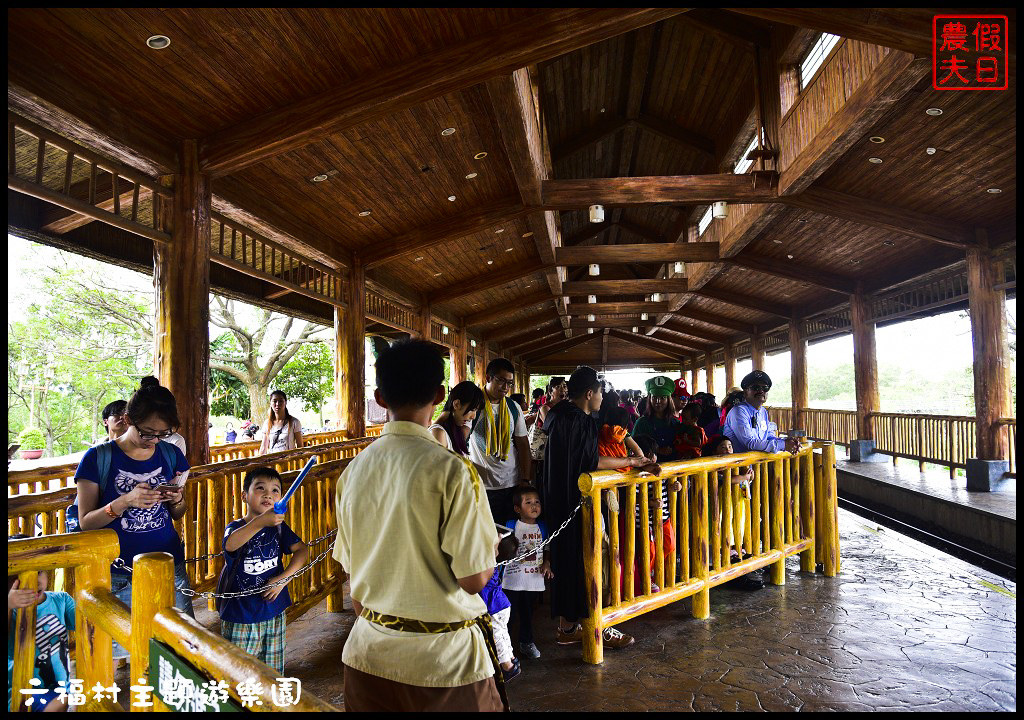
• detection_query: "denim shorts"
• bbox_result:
[110,560,195,659]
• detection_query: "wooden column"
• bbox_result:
[850,285,879,441]
[690,367,699,394]
[751,333,765,371]
[704,354,715,397]
[414,303,432,340]
[154,140,210,465]
[966,243,1010,460]
[789,316,807,431]
[474,349,486,386]
[340,261,366,438]
[481,342,491,381]
[724,343,736,391]
[451,326,468,386]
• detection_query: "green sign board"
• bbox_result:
[149,639,244,712]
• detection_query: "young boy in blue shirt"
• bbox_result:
[219,467,308,674]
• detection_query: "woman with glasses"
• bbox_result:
[258,390,303,455]
[73,376,196,662]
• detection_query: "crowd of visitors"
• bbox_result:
[10,335,800,713]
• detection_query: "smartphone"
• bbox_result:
[155,483,181,494]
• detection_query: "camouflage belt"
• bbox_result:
[359,607,510,712]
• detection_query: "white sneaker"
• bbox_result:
[602,626,635,648]
[520,642,541,659]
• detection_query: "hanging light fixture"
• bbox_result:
[652,293,661,302]
[589,204,605,223]
[587,314,596,322]
[588,264,600,276]
[471,340,477,347]
[588,295,597,304]
[712,201,728,219]
[632,326,639,333]
[588,328,595,334]
[674,261,685,274]
[442,325,449,335]
[641,313,648,321]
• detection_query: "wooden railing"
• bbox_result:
[207,427,361,464]
[766,406,794,432]
[870,412,976,479]
[9,533,337,711]
[996,418,1016,478]
[803,409,858,447]
[578,443,838,664]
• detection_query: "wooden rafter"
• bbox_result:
[678,9,770,50]
[522,332,596,362]
[482,309,560,342]
[607,329,692,359]
[463,290,552,327]
[692,287,791,319]
[666,307,755,334]
[200,8,686,175]
[659,319,732,345]
[426,260,548,305]
[499,323,564,351]
[726,254,856,295]
[563,278,688,295]
[556,242,719,265]
[565,301,670,316]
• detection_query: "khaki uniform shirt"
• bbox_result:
[333,421,498,687]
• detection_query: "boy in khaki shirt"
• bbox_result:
[333,340,503,712]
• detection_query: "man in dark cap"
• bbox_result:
[723,371,800,454]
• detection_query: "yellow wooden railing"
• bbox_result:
[8,533,338,712]
[577,442,838,664]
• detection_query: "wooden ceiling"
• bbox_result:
[7,8,1016,371]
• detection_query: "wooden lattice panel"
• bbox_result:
[365,291,415,332]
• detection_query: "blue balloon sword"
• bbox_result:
[274,456,318,514]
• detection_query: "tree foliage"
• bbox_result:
[274,342,334,418]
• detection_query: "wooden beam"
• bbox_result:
[522,332,597,362]
[601,329,609,369]
[576,317,655,330]
[362,198,529,269]
[200,9,685,175]
[782,187,975,249]
[692,287,791,319]
[482,309,560,342]
[726,253,856,294]
[487,67,571,336]
[509,328,569,356]
[679,9,770,50]
[850,285,878,441]
[649,329,716,354]
[566,301,670,316]
[660,319,731,345]
[635,113,716,159]
[464,290,551,326]
[40,174,143,235]
[341,260,366,438]
[542,172,777,208]
[564,278,689,295]
[427,260,548,305]
[607,329,692,360]
[790,316,807,429]
[724,342,736,390]
[563,221,613,247]
[556,242,719,265]
[500,322,564,352]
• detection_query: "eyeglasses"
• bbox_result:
[749,385,770,394]
[491,377,515,389]
[137,428,175,441]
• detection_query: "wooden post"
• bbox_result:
[690,367,699,394]
[415,303,432,341]
[154,140,210,465]
[704,354,715,396]
[820,443,839,576]
[769,458,785,585]
[341,261,366,438]
[451,326,468,385]
[473,350,485,386]
[789,316,807,431]
[966,243,1010,461]
[131,552,176,702]
[480,342,491,382]
[799,448,816,573]
[751,333,765,371]
[850,284,879,441]
[724,343,736,391]
[691,470,710,619]
[10,571,37,712]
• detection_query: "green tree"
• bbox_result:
[275,342,334,422]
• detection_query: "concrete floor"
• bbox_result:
[140,507,1015,712]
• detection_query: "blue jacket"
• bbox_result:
[723,402,785,453]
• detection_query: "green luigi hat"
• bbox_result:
[645,375,675,397]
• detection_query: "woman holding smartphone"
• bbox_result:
[73,376,194,661]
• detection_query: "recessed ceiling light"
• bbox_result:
[357,209,372,216]
[925,107,943,116]
[869,136,885,144]
[312,174,329,183]
[599,107,606,113]
[883,240,895,246]
[868,157,883,164]
[787,254,794,259]
[773,239,784,244]
[522,232,533,238]
[441,127,457,136]
[851,259,861,264]
[448,195,457,201]
[926,147,937,155]
[505,247,513,252]
[146,35,171,50]
[465,173,478,180]
[434,272,443,277]
[474,152,488,160]
[495,228,504,234]
[487,260,494,265]
[414,256,424,261]
[987,188,1002,194]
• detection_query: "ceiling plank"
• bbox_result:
[678,9,770,50]
[667,307,755,334]
[509,328,572,355]
[498,322,564,350]
[564,278,689,295]
[551,116,629,164]
[427,260,548,305]
[200,8,686,175]
[566,301,670,315]
[542,172,777,208]
[362,198,530,269]
[464,290,552,326]
[692,287,791,319]
[635,113,716,159]
[782,187,975,249]
[576,317,655,330]
[726,254,856,294]
[659,319,732,344]
[483,309,561,342]
[556,242,719,265]
[522,332,598,362]
[607,329,693,359]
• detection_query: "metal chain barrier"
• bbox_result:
[495,499,584,567]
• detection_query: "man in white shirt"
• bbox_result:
[469,358,532,524]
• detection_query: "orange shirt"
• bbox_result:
[598,424,629,472]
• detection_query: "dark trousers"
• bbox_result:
[486,487,516,525]
[505,590,539,645]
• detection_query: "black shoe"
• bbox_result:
[728,570,765,591]
[502,658,521,683]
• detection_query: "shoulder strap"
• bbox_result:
[156,440,178,473]
[505,397,520,425]
[95,442,113,494]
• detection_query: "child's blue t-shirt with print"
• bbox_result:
[8,591,75,710]
[74,442,189,569]
[219,519,302,624]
